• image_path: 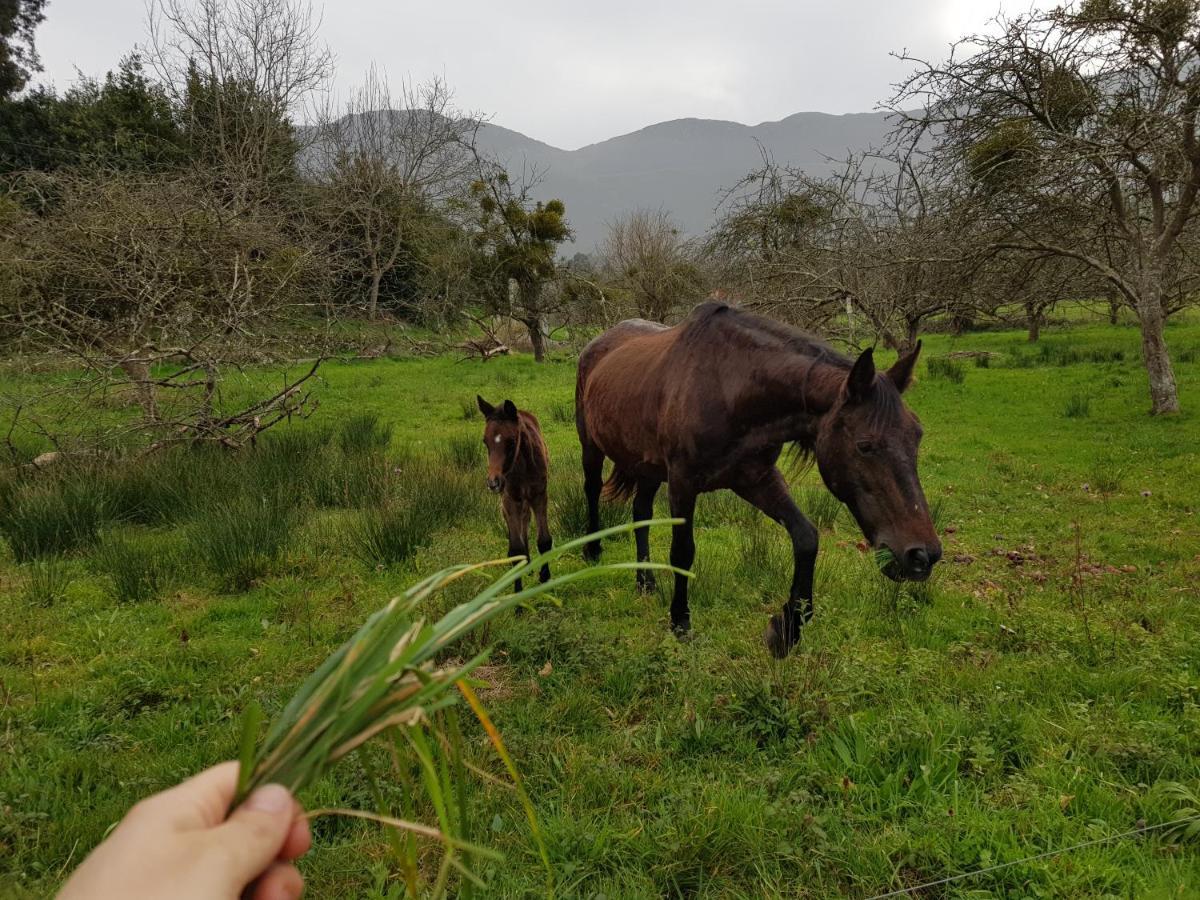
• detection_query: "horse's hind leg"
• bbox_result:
[667,481,697,637]
[581,441,604,562]
[733,468,818,659]
[632,477,661,593]
[532,491,552,583]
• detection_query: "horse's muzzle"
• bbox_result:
[486,476,505,493]
[883,543,942,582]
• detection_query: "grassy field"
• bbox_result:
[1,316,1199,898]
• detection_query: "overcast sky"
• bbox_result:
[34,0,1036,150]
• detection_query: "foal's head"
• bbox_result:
[477,395,521,493]
[815,344,942,582]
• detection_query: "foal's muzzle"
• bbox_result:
[883,543,942,582]
[486,476,505,493]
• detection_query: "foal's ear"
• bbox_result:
[500,399,519,421]
[846,347,877,402]
[476,395,495,417]
[886,340,921,394]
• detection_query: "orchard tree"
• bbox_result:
[316,68,476,318]
[601,208,704,322]
[469,160,571,361]
[894,0,1200,413]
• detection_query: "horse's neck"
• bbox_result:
[516,420,545,470]
[740,351,845,443]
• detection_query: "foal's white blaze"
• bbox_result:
[494,435,502,443]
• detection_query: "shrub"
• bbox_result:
[926,357,965,383]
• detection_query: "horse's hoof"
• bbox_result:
[671,620,692,642]
[763,615,797,659]
[582,542,602,563]
[636,573,657,594]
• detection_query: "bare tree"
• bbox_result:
[148,0,332,209]
[893,1,1200,413]
[0,167,328,452]
[601,208,704,322]
[314,67,478,318]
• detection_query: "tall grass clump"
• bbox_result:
[926,356,965,383]
[799,485,842,530]
[551,480,629,540]
[444,433,480,472]
[1,476,106,561]
[23,556,71,606]
[234,523,685,897]
[974,353,991,368]
[308,452,394,509]
[190,493,296,591]
[350,459,480,567]
[245,427,334,497]
[93,532,179,603]
[1063,393,1092,418]
[548,398,574,424]
[339,412,392,455]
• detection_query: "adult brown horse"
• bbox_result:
[477,396,553,591]
[575,301,941,658]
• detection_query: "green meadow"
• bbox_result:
[2,315,1199,897]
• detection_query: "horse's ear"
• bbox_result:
[886,340,921,394]
[847,347,876,402]
[476,395,494,417]
[501,399,518,421]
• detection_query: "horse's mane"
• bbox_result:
[683,301,905,435]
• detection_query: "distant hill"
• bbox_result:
[312,110,897,250]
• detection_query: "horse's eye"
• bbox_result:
[856,440,875,455]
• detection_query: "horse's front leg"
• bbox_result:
[734,468,818,659]
[667,481,697,637]
[532,491,552,584]
[503,494,531,593]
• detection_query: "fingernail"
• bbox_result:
[244,783,291,814]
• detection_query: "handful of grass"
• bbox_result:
[232,520,687,894]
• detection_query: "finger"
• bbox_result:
[209,783,295,888]
[251,861,305,900]
[124,761,241,832]
[279,808,311,861]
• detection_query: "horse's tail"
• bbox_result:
[601,467,637,503]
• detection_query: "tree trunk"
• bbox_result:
[899,317,921,354]
[1135,268,1180,415]
[367,270,382,320]
[524,317,546,362]
[119,357,159,423]
[1025,302,1041,342]
[1108,297,1120,325]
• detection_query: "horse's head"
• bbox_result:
[815,343,942,582]
[477,395,520,493]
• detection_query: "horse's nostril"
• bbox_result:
[905,547,930,571]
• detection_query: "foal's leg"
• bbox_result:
[632,477,661,593]
[503,494,531,593]
[532,491,553,584]
[733,467,818,659]
[581,442,605,562]
[666,481,698,636]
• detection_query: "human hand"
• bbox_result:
[58,762,311,900]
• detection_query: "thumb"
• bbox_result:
[208,784,296,889]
